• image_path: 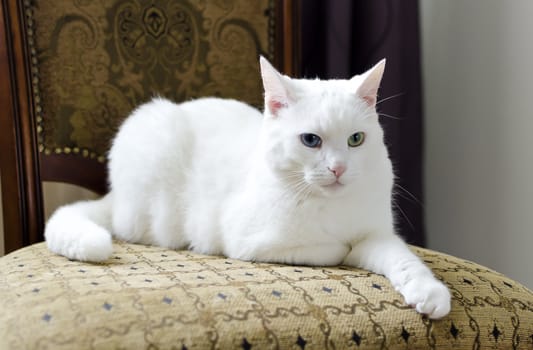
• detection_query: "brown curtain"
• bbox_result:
[301,0,425,246]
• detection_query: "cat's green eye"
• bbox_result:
[300,133,322,148]
[348,132,365,147]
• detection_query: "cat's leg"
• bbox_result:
[344,233,451,319]
[111,191,149,243]
[149,191,188,249]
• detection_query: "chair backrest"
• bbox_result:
[0,0,300,253]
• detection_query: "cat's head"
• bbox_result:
[259,57,391,198]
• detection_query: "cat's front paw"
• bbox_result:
[397,277,451,319]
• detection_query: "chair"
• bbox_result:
[1,1,532,349]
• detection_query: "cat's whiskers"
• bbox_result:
[293,182,313,204]
[281,173,305,180]
[394,183,423,206]
[288,178,311,199]
[392,200,415,231]
[278,172,306,190]
[277,173,313,208]
[392,180,421,230]
[395,191,419,205]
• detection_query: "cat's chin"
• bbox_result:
[317,181,347,197]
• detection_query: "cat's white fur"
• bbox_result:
[45,57,451,319]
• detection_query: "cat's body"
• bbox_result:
[45,57,451,319]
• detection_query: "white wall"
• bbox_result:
[421,0,533,289]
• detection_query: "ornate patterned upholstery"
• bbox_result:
[31,0,275,162]
[1,242,532,349]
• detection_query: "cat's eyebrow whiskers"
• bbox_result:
[378,112,402,120]
[375,92,405,107]
[360,93,405,120]
[360,112,400,121]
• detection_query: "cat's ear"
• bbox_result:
[354,59,386,107]
[259,56,292,117]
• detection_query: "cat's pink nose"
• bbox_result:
[328,165,346,178]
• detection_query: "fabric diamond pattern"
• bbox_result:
[0,241,532,349]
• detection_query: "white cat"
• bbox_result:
[45,57,451,319]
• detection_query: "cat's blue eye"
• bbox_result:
[300,133,322,148]
[348,132,365,147]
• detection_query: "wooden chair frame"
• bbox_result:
[0,0,301,253]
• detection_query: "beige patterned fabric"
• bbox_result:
[1,242,532,349]
[28,0,273,161]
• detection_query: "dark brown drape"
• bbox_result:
[300,0,425,246]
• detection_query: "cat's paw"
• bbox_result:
[76,227,114,262]
[46,219,113,262]
[397,277,451,319]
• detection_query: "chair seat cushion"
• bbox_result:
[1,242,532,349]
